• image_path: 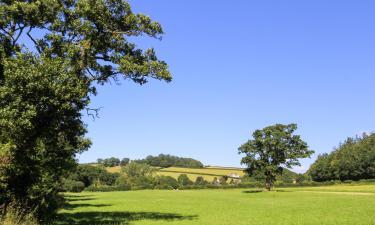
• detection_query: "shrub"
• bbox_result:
[177,174,193,186]
[0,203,38,225]
[195,176,208,185]
[155,176,179,189]
[115,176,132,191]
[84,185,130,192]
[60,179,85,193]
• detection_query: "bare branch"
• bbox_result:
[86,107,103,120]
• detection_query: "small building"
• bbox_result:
[228,173,241,178]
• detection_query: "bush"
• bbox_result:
[115,176,132,191]
[177,174,193,186]
[155,176,179,189]
[84,185,130,192]
[0,203,38,225]
[60,179,85,193]
[195,176,208,185]
[72,165,119,187]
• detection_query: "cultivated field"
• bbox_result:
[105,166,245,181]
[57,184,375,225]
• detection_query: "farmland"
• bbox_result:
[104,166,245,182]
[57,184,375,225]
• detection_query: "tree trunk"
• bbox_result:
[265,181,271,191]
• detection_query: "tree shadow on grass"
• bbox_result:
[57,194,198,225]
[63,203,112,210]
[63,194,96,202]
[242,190,263,194]
[242,189,294,194]
[274,189,293,193]
[65,197,97,202]
[56,211,198,225]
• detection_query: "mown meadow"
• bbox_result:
[57,184,375,225]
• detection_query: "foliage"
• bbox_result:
[70,165,119,187]
[0,0,170,221]
[120,158,130,167]
[60,179,85,193]
[0,54,90,222]
[177,174,193,186]
[219,176,228,185]
[114,176,131,191]
[239,123,314,190]
[154,176,179,190]
[309,133,375,182]
[0,203,38,225]
[194,176,208,186]
[98,157,121,167]
[134,154,204,168]
[119,162,155,190]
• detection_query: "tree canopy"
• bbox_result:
[0,0,170,221]
[238,123,313,190]
[134,154,204,168]
[308,133,375,182]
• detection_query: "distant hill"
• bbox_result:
[103,165,299,182]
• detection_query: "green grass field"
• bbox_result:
[57,184,375,225]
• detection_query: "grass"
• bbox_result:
[57,184,375,225]
[105,166,244,182]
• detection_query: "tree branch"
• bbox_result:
[26,27,42,54]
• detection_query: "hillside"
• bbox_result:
[103,165,306,182]
[103,165,244,181]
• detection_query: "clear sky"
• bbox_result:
[78,0,375,173]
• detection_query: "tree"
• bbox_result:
[155,176,179,190]
[103,157,121,167]
[219,176,228,185]
[120,158,130,167]
[177,174,193,186]
[211,177,219,185]
[0,0,170,221]
[308,133,375,182]
[238,124,313,191]
[195,176,207,186]
[120,162,155,189]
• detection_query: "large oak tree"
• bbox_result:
[0,0,171,221]
[239,124,314,191]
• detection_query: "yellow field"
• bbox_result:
[156,171,218,181]
[105,166,121,173]
[104,166,244,182]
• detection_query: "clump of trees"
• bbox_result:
[97,157,130,167]
[134,154,204,168]
[308,133,375,182]
[61,165,120,192]
[239,124,314,191]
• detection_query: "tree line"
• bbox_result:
[133,154,204,168]
[96,154,204,168]
[308,133,375,182]
[97,157,130,167]
[61,162,303,193]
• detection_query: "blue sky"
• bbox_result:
[78,0,375,173]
